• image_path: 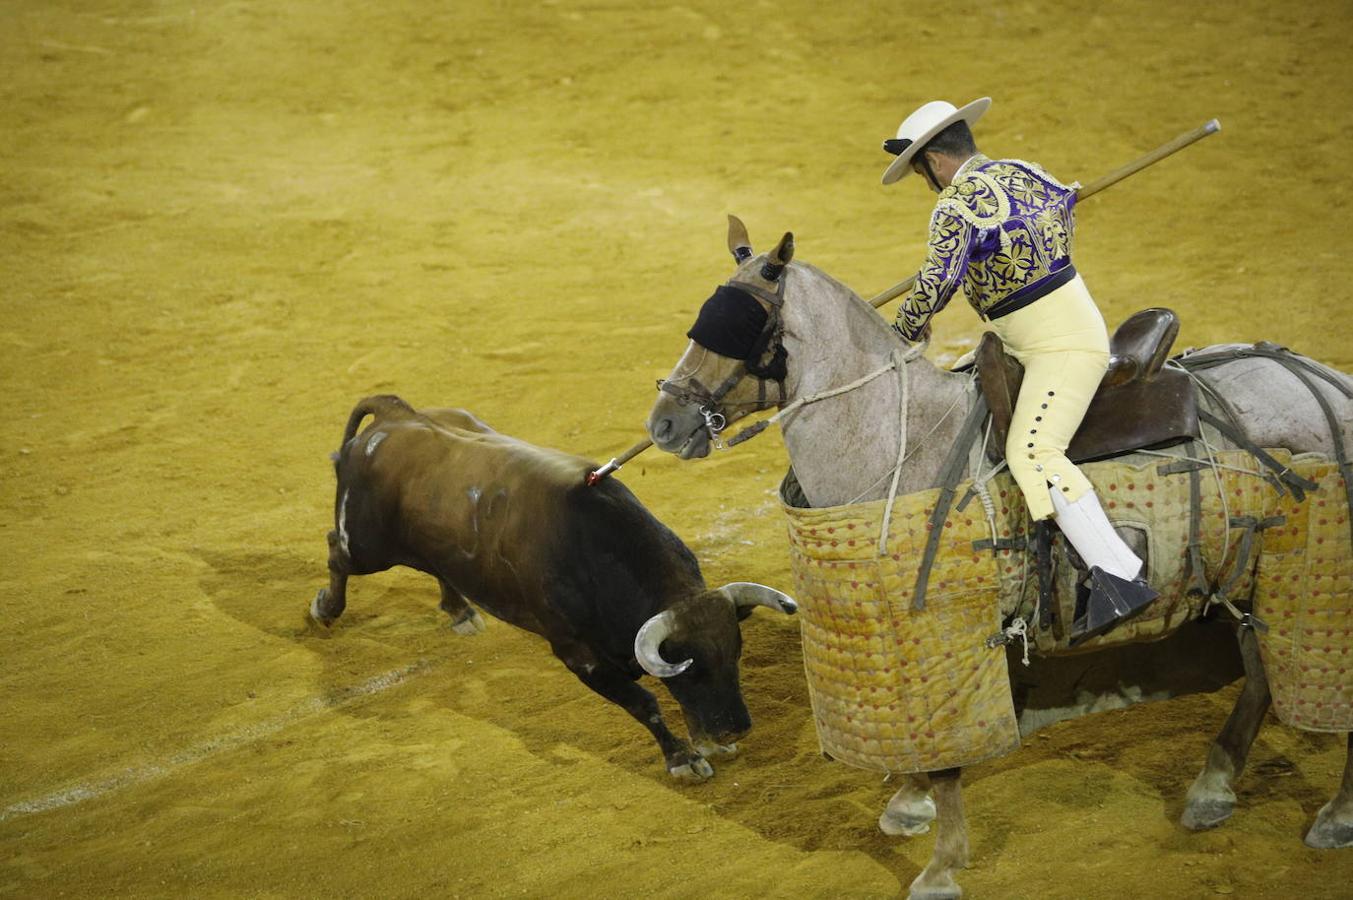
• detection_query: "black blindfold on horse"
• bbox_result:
[686,282,788,383]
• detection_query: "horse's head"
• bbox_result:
[646,216,795,459]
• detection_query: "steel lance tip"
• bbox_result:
[584,438,654,486]
[585,460,620,487]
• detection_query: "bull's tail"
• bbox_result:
[340,394,415,449]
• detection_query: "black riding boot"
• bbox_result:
[1070,567,1159,643]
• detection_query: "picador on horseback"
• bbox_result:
[882,97,1157,639]
[641,93,1353,900]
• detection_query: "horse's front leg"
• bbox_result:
[1182,625,1270,830]
[908,767,969,900]
[1306,733,1353,849]
[880,772,937,836]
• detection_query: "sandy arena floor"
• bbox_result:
[3,1,1352,897]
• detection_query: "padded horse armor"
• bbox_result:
[978,307,1199,464]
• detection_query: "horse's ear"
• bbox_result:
[727,214,753,264]
[759,231,795,280]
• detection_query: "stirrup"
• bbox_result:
[1070,567,1159,643]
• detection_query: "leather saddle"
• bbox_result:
[977,307,1199,464]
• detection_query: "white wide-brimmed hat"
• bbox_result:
[881,97,991,185]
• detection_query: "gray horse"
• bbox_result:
[646,217,1353,900]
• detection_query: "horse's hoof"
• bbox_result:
[309,589,336,626]
[450,609,486,635]
[1304,802,1353,849]
[880,793,936,836]
[1181,796,1234,831]
[908,873,962,900]
[668,756,714,783]
[879,809,932,837]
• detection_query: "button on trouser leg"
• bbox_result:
[1001,349,1106,520]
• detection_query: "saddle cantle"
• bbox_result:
[978,307,1200,463]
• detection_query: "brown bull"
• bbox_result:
[310,395,796,781]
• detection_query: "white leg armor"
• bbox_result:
[1049,487,1143,582]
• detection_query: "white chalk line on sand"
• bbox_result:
[0,659,432,824]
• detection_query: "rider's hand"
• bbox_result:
[891,321,931,346]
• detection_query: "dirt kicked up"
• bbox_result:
[3,1,1352,897]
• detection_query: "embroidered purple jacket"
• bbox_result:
[895,154,1080,341]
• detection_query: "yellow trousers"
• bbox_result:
[987,275,1109,521]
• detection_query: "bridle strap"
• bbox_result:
[657,272,790,443]
[730,278,785,309]
[657,363,783,412]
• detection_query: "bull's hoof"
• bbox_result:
[668,756,714,783]
[450,608,486,635]
[693,740,739,759]
[1304,802,1353,849]
[309,589,337,626]
[1181,794,1235,831]
[908,871,962,900]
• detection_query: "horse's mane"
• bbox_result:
[789,260,861,302]
[785,260,901,344]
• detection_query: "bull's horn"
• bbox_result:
[634,610,694,678]
[717,582,798,615]
[727,214,753,263]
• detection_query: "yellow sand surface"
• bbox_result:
[3,1,1351,897]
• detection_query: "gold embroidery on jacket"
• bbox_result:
[896,157,1078,337]
[896,207,975,340]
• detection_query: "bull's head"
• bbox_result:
[633,582,796,748]
[646,216,795,459]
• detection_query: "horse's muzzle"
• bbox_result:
[678,428,712,459]
[647,403,712,457]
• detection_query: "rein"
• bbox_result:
[725,348,920,448]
